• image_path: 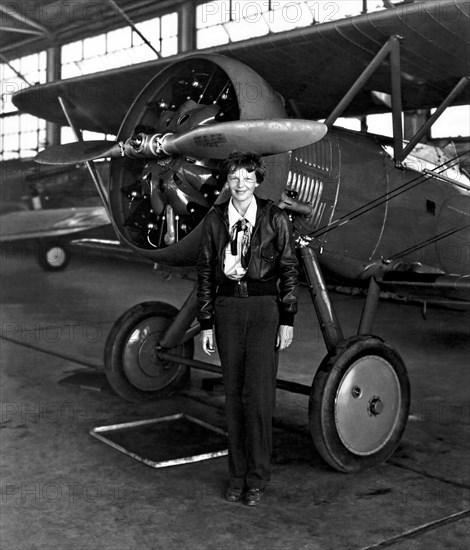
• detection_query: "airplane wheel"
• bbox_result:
[104,301,193,402]
[37,240,70,271]
[309,335,410,473]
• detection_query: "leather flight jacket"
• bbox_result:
[197,197,299,330]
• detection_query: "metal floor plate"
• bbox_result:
[90,413,228,468]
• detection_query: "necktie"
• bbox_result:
[231,219,251,268]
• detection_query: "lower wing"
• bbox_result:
[0,206,110,242]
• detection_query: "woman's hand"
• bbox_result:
[201,329,215,355]
[276,325,293,350]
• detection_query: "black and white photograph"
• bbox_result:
[1,1,469,548]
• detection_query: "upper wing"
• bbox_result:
[0,206,110,242]
[12,0,470,132]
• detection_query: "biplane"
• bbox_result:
[0,161,111,270]
[10,0,470,472]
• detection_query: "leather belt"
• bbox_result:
[217,279,278,298]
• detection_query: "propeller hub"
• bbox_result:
[124,132,170,159]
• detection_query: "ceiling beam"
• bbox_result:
[0,26,44,36]
[106,0,160,58]
[0,4,54,40]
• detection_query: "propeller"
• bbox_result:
[35,140,120,164]
[35,119,327,165]
[34,55,330,266]
[161,119,327,159]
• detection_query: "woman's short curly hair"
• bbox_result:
[222,151,266,183]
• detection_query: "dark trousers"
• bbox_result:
[214,295,280,490]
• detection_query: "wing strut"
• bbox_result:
[57,96,114,225]
[395,77,470,163]
[325,35,469,165]
[325,35,404,161]
[325,37,400,126]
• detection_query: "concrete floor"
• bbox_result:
[1,247,469,550]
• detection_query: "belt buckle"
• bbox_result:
[237,280,248,298]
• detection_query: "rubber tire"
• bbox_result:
[37,239,70,271]
[104,301,193,402]
[309,335,410,473]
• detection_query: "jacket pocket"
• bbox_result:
[261,243,279,263]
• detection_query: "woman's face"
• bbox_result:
[227,167,258,204]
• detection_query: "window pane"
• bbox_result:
[161,36,178,57]
[84,35,106,58]
[20,113,39,131]
[197,1,230,29]
[1,62,15,80]
[161,13,177,38]
[38,126,47,149]
[225,18,269,42]
[61,11,177,77]
[267,2,315,32]
[335,117,362,131]
[83,130,108,141]
[136,17,161,45]
[232,0,267,20]
[80,57,107,74]
[62,40,83,63]
[3,115,19,135]
[197,26,229,49]
[366,113,403,138]
[38,51,47,73]
[20,131,37,153]
[102,51,124,69]
[61,62,82,79]
[107,27,132,52]
[431,106,470,138]
[1,80,22,114]
[127,44,152,64]
[61,126,75,144]
[20,54,37,77]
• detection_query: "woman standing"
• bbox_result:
[197,151,298,506]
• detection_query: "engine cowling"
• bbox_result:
[109,54,290,266]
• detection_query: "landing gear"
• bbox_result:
[309,335,410,472]
[37,239,70,271]
[102,245,410,472]
[104,301,193,402]
[299,243,410,471]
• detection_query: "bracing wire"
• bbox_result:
[389,221,470,261]
[312,148,470,240]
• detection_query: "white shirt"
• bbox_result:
[224,198,257,280]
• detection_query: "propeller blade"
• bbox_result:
[35,140,121,165]
[161,119,327,159]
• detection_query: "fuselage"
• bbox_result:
[288,127,470,282]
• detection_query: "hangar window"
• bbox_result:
[61,13,178,78]
[430,106,470,139]
[196,0,369,48]
[0,53,47,161]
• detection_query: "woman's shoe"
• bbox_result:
[225,486,244,502]
[245,488,264,506]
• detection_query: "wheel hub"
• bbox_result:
[369,397,384,416]
[335,355,401,455]
[123,318,182,391]
[46,246,66,267]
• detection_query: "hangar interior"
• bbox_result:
[2,0,469,210]
[2,0,468,158]
[1,2,470,549]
